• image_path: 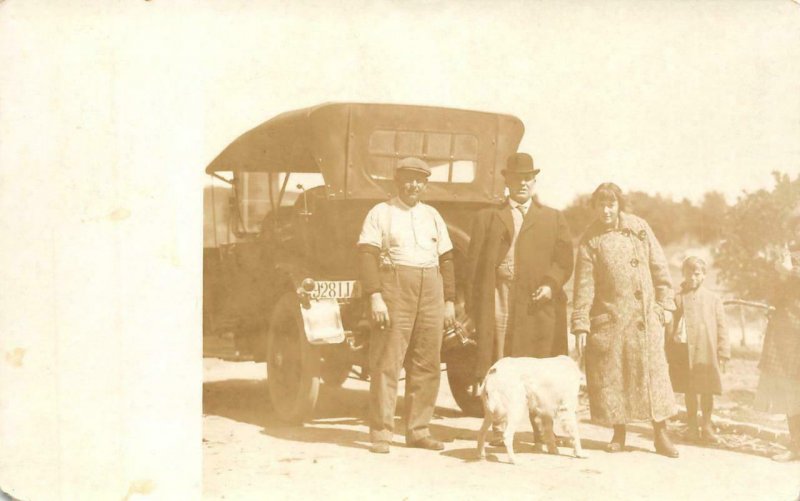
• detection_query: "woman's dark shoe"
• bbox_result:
[604,425,626,453]
[653,421,680,458]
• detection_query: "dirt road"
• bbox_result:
[203,358,799,501]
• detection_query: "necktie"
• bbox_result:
[516,204,527,217]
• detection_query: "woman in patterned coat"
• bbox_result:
[571,183,679,458]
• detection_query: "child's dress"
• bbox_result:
[754,246,800,415]
[667,284,731,395]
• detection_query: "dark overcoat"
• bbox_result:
[464,200,574,380]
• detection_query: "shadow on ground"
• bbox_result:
[203,377,781,459]
[202,378,479,451]
[441,436,617,463]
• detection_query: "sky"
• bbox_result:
[192,0,800,208]
[3,1,799,209]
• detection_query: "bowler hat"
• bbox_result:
[396,157,431,177]
[502,152,540,176]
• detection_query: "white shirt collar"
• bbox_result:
[391,196,421,211]
[508,198,532,211]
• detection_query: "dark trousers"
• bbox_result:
[369,265,444,443]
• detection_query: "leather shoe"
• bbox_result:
[654,441,680,458]
[369,441,390,454]
[653,421,679,458]
[685,417,700,441]
[700,424,721,445]
[605,425,626,453]
[407,437,444,451]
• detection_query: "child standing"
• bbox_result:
[668,256,731,443]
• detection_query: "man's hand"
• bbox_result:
[574,331,587,358]
[531,285,552,303]
[371,292,390,329]
[444,300,456,330]
[663,309,673,326]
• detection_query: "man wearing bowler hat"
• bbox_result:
[465,151,574,398]
[357,156,457,454]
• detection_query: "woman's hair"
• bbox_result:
[681,256,707,274]
[590,182,626,211]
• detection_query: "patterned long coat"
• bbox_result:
[571,212,677,425]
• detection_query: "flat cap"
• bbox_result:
[396,157,431,177]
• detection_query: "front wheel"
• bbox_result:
[321,354,352,387]
[266,293,321,423]
[445,343,483,417]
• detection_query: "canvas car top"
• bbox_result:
[205,103,525,204]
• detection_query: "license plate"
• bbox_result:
[311,280,358,300]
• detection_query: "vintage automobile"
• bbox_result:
[204,102,524,422]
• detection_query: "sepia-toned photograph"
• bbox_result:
[2,1,800,500]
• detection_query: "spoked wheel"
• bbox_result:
[446,343,483,417]
[266,293,321,424]
[444,293,483,417]
[320,354,352,387]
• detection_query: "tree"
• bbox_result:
[563,189,707,245]
[715,171,800,301]
[697,191,727,243]
[562,193,595,239]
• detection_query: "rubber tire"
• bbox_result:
[446,343,483,418]
[266,293,321,424]
[320,356,352,387]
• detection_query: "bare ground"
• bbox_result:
[202,358,799,501]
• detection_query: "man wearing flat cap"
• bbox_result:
[465,151,574,396]
[357,156,456,454]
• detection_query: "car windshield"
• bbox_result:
[212,171,325,235]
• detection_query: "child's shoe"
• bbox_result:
[685,416,699,441]
[700,419,720,445]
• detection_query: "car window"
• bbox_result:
[367,129,477,184]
